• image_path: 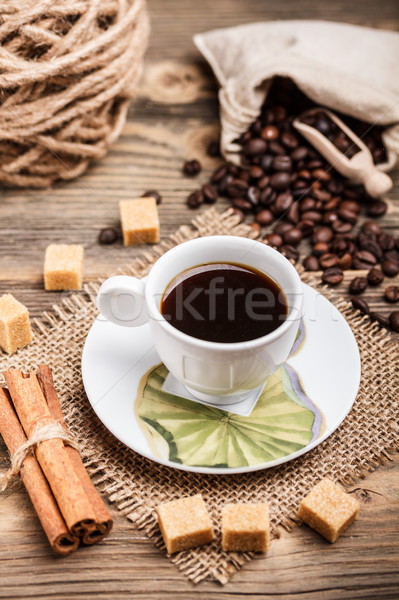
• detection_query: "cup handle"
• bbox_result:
[97,276,148,327]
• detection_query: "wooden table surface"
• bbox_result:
[1,1,398,598]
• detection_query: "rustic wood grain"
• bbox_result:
[0,1,398,598]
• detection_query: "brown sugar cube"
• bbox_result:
[298,478,360,543]
[221,503,270,552]
[156,494,214,554]
[119,197,160,246]
[0,294,33,354]
[44,244,84,291]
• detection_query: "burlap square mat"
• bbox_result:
[1,208,398,584]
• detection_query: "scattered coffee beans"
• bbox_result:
[183,159,202,176]
[141,190,162,205]
[98,227,118,245]
[351,297,370,314]
[322,267,343,286]
[389,311,399,332]
[385,286,399,303]
[184,77,398,330]
[367,268,384,286]
[349,277,367,294]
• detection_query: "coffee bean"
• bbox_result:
[259,186,274,206]
[395,237,399,252]
[322,267,343,286]
[322,211,339,225]
[207,140,220,157]
[312,168,331,182]
[283,228,302,246]
[217,174,234,195]
[351,297,370,314]
[297,169,311,181]
[313,242,330,257]
[265,233,283,248]
[274,222,293,236]
[287,202,300,224]
[244,138,268,157]
[312,226,334,244]
[377,232,395,251]
[261,125,279,140]
[349,277,368,294]
[255,209,274,226]
[259,154,274,172]
[280,245,299,262]
[297,219,314,236]
[389,311,399,332]
[183,159,201,176]
[370,312,390,328]
[338,208,358,224]
[301,210,322,223]
[270,172,291,191]
[361,220,382,235]
[323,197,340,212]
[251,119,262,136]
[337,253,353,270]
[332,220,353,234]
[312,188,332,203]
[231,208,245,222]
[367,268,384,286]
[232,197,253,212]
[319,253,338,269]
[291,146,308,161]
[226,179,249,198]
[275,192,293,213]
[357,236,383,261]
[303,255,320,271]
[300,197,316,212]
[355,250,377,266]
[250,222,261,236]
[269,140,286,155]
[272,155,292,172]
[281,131,299,149]
[330,238,349,257]
[187,190,204,208]
[382,260,399,277]
[367,200,387,217]
[385,286,399,303]
[98,227,118,245]
[142,190,162,205]
[249,165,264,180]
[383,250,399,264]
[339,200,361,214]
[246,186,260,206]
[202,184,218,204]
[272,105,287,122]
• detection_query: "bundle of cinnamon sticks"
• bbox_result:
[0,365,112,555]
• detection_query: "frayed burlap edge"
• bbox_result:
[1,208,398,586]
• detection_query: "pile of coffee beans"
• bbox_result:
[184,77,399,332]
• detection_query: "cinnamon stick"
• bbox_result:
[37,365,113,543]
[3,369,96,535]
[0,387,79,555]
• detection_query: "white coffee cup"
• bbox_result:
[97,236,303,404]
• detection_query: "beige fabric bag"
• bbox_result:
[194,21,399,169]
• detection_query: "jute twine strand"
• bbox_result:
[0,0,149,187]
[0,421,81,491]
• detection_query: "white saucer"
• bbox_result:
[81,283,360,475]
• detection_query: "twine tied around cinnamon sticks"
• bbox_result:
[0,366,113,555]
[0,421,80,492]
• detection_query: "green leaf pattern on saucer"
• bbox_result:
[136,340,322,469]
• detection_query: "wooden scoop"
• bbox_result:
[293,108,392,198]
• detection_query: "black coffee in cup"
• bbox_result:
[161,262,287,343]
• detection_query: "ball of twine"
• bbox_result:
[0,0,149,187]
